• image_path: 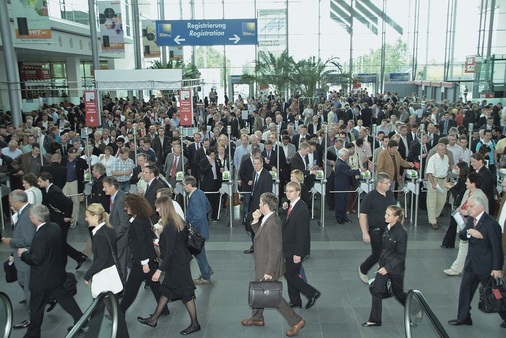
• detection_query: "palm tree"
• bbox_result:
[240,50,294,97]
[290,56,345,98]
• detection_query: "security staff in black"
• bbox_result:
[358,172,396,283]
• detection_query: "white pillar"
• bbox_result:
[66,56,82,105]
[0,52,22,115]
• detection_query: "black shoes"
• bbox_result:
[305,291,321,309]
[361,322,381,327]
[138,316,157,328]
[440,245,454,249]
[500,320,506,328]
[46,299,57,313]
[448,318,473,326]
[76,255,88,270]
[180,324,201,335]
[244,246,254,254]
[289,303,302,309]
[344,218,353,223]
[337,220,344,224]
[13,320,30,329]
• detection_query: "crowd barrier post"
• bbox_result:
[320,125,328,227]
[227,126,233,228]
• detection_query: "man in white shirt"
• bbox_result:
[426,143,450,229]
[447,134,464,164]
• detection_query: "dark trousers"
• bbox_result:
[59,221,83,263]
[326,175,335,208]
[441,217,457,248]
[457,269,506,321]
[284,258,318,306]
[368,272,406,323]
[120,261,167,314]
[26,285,83,338]
[360,228,384,275]
[334,190,348,222]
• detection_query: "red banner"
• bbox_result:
[179,89,193,126]
[84,90,99,127]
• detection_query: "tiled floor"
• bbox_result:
[1,199,505,338]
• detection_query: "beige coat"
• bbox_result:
[376,148,411,183]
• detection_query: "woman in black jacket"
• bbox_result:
[199,148,221,221]
[138,196,200,335]
[441,162,469,248]
[119,194,168,315]
[362,205,408,327]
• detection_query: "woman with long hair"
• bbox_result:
[362,205,408,327]
[99,146,115,176]
[119,194,168,315]
[441,161,469,248]
[22,173,42,205]
[443,172,488,276]
[138,196,200,335]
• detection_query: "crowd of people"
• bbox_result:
[0,88,505,336]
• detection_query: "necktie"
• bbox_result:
[473,218,477,228]
[171,156,178,177]
[252,173,259,196]
[110,197,113,209]
[287,204,292,218]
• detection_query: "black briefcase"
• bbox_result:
[478,278,506,313]
[4,260,17,283]
[248,281,283,309]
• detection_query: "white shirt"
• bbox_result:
[92,222,107,236]
[426,154,449,178]
[25,186,43,205]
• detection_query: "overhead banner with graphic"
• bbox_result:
[257,9,287,56]
[12,0,52,42]
[142,20,160,58]
[97,1,125,53]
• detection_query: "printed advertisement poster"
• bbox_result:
[12,0,52,42]
[142,20,160,58]
[98,1,125,52]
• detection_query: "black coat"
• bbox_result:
[378,222,408,274]
[144,178,166,222]
[42,184,73,225]
[91,174,110,212]
[128,217,157,264]
[41,162,67,190]
[282,199,311,258]
[249,168,273,213]
[84,225,117,281]
[21,222,67,291]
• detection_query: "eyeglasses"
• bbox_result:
[379,181,391,185]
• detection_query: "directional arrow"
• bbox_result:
[90,117,95,123]
[229,34,240,44]
[183,116,189,121]
[174,35,186,44]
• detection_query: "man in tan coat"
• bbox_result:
[241,192,305,337]
[376,140,414,192]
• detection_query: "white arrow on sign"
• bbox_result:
[183,116,189,121]
[90,117,95,123]
[174,35,186,44]
[229,34,241,44]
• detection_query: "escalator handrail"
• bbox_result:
[404,289,449,338]
[65,291,119,338]
[0,292,13,338]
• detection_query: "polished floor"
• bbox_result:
[1,198,505,338]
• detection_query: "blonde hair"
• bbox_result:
[155,196,185,232]
[86,203,113,228]
[387,205,404,226]
[290,169,304,184]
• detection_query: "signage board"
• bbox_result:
[179,89,193,126]
[156,19,257,46]
[84,90,99,127]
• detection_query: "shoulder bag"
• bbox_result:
[3,259,17,283]
[186,223,205,256]
[90,231,124,298]
[248,280,283,309]
[478,277,506,313]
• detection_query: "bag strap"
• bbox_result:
[102,231,119,266]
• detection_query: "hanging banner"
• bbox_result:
[464,56,476,73]
[12,0,52,42]
[98,1,125,53]
[257,9,287,56]
[179,89,193,126]
[142,20,160,58]
[84,90,99,127]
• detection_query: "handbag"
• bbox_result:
[248,280,283,309]
[186,224,205,256]
[4,260,17,283]
[368,277,394,299]
[90,232,124,298]
[478,277,506,313]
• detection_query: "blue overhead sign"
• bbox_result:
[156,19,258,46]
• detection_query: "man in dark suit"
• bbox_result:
[261,140,278,172]
[103,176,131,282]
[41,153,67,189]
[448,195,506,327]
[5,190,36,329]
[471,152,496,216]
[62,147,88,227]
[291,142,318,192]
[230,111,241,140]
[244,156,273,254]
[90,163,110,212]
[19,204,83,338]
[143,164,166,223]
[241,192,305,336]
[238,147,261,224]
[152,127,171,169]
[37,171,87,269]
[334,148,365,224]
[163,144,188,189]
[283,181,321,310]
[291,125,309,148]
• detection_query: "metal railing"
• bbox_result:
[0,292,13,338]
[405,289,449,338]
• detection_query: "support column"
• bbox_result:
[66,56,82,105]
[0,0,22,127]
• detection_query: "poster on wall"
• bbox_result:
[12,0,52,42]
[97,1,125,53]
[142,20,160,58]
